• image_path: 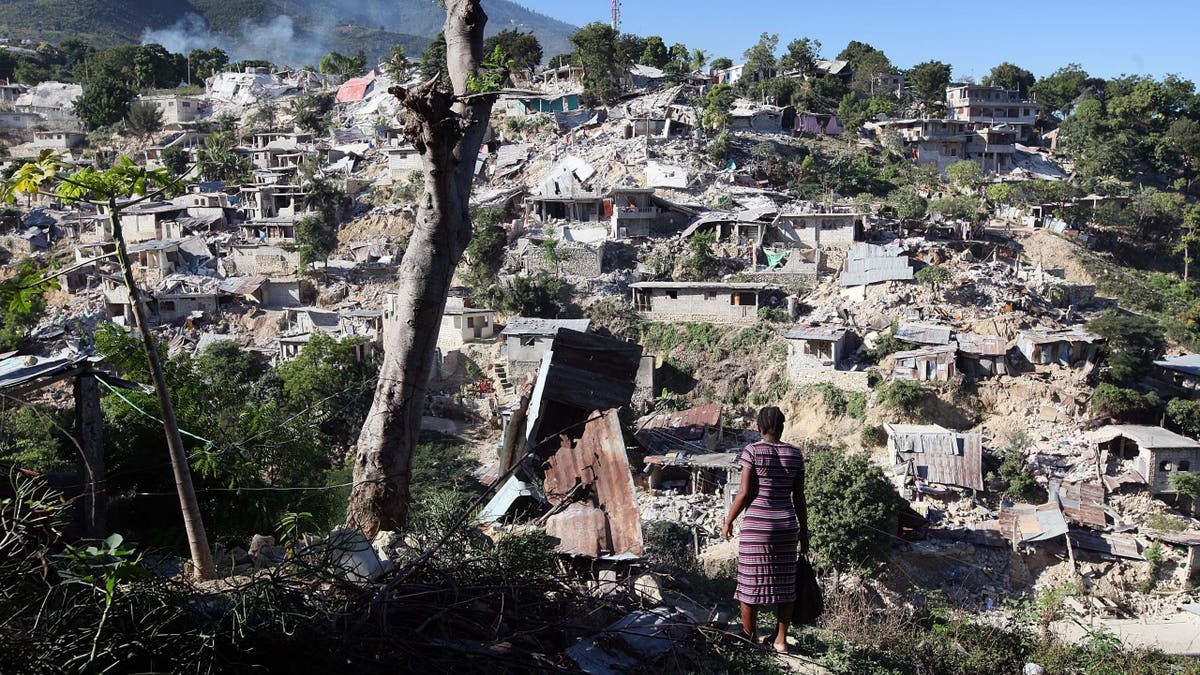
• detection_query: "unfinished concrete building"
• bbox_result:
[946,84,1038,142]
[500,317,593,383]
[528,156,604,223]
[771,211,863,248]
[630,282,785,323]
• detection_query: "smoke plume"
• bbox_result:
[140,13,333,68]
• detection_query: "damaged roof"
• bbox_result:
[1154,354,1200,377]
[1018,326,1102,345]
[999,501,1069,544]
[956,333,1009,356]
[1050,480,1106,529]
[886,423,984,491]
[501,317,592,337]
[896,323,953,345]
[785,326,851,341]
[1089,424,1200,449]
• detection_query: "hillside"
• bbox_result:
[0,0,575,64]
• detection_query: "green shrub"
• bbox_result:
[641,521,697,571]
[860,424,886,447]
[877,380,924,415]
[756,306,789,323]
[805,446,902,572]
[1091,383,1158,420]
[1145,513,1188,532]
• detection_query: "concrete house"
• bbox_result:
[153,276,220,323]
[387,144,422,178]
[127,239,181,285]
[217,276,302,309]
[872,119,968,172]
[113,202,188,243]
[608,187,659,238]
[0,110,41,130]
[1092,425,1200,496]
[966,125,1018,174]
[226,244,301,277]
[32,130,85,149]
[136,95,206,125]
[630,282,786,323]
[500,317,593,381]
[771,211,863,248]
[1016,327,1103,367]
[239,183,308,222]
[785,326,870,391]
[439,302,497,349]
[14,81,82,122]
[893,343,959,382]
[946,84,1038,141]
[528,156,603,223]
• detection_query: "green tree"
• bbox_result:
[318,51,365,79]
[982,62,1036,95]
[915,264,951,296]
[689,48,709,74]
[945,159,985,193]
[570,23,627,105]
[836,40,884,71]
[778,37,821,76]
[3,154,213,578]
[805,446,902,572]
[419,32,450,86]
[710,56,733,72]
[1031,63,1089,118]
[484,29,542,76]
[382,44,410,82]
[682,228,717,280]
[0,257,50,351]
[72,76,134,129]
[295,213,338,268]
[124,101,162,140]
[1168,117,1200,193]
[160,145,189,177]
[1170,471,1200,516]
[888,187,928,223]
[639,35,668,68]
[1088,311,1166,385]
[907,60,952,108]
[132,43,185,90]
[852,50,893,96]
[1167,397,1200,437]
[188,47,228,80]
[291,92,335,134]
[195,132,251,183]
[741,32,778,83]
[461,224,507,304]
[664,43,690,76]
[702,83,735,130]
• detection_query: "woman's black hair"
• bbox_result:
[756,406,785,437]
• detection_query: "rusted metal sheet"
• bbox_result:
[1069,530,1143,560]
[888,424,983,491]
[635,403,722,453]
[543,409,643,558]
[895,322,953,345]
[999,501,1069,544]
[956,333,1008,356]
[1052,480,1106,529]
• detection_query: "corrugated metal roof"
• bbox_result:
[785,326,851,341]
[501,317,592,337]
[1069,530,1143,560]
[1051,480,1106,529]
[1154,354,1200,377]
[543,410,643,558]
[887,424,983,491]
[956,333,1008,356]
[635,404,722,453]
[1089,425,1200,449]
[896,323,953,345]
[217,276,268,297]
[894,342,959,360]
[1018,326,1102,345]
[999,501,1069,544]
[0,353,89,391]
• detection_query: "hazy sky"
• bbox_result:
[515,0,1200,82]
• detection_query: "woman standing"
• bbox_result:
[722,406,809,654]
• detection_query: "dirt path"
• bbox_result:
[1052,612,1200,655]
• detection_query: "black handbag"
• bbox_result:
[793,554,823,625]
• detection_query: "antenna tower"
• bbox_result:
[611,0,621,31]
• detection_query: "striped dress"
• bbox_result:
[735,441,804,606]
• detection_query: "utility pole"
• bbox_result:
[611,0,621,31]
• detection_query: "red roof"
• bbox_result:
[336,73,376,103]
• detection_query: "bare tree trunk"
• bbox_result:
[345,0,497,537]
[110,201,215,580]
[74,369,105,538]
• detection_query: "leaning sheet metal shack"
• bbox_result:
[522,328,646,558]
[886,423,984,491]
